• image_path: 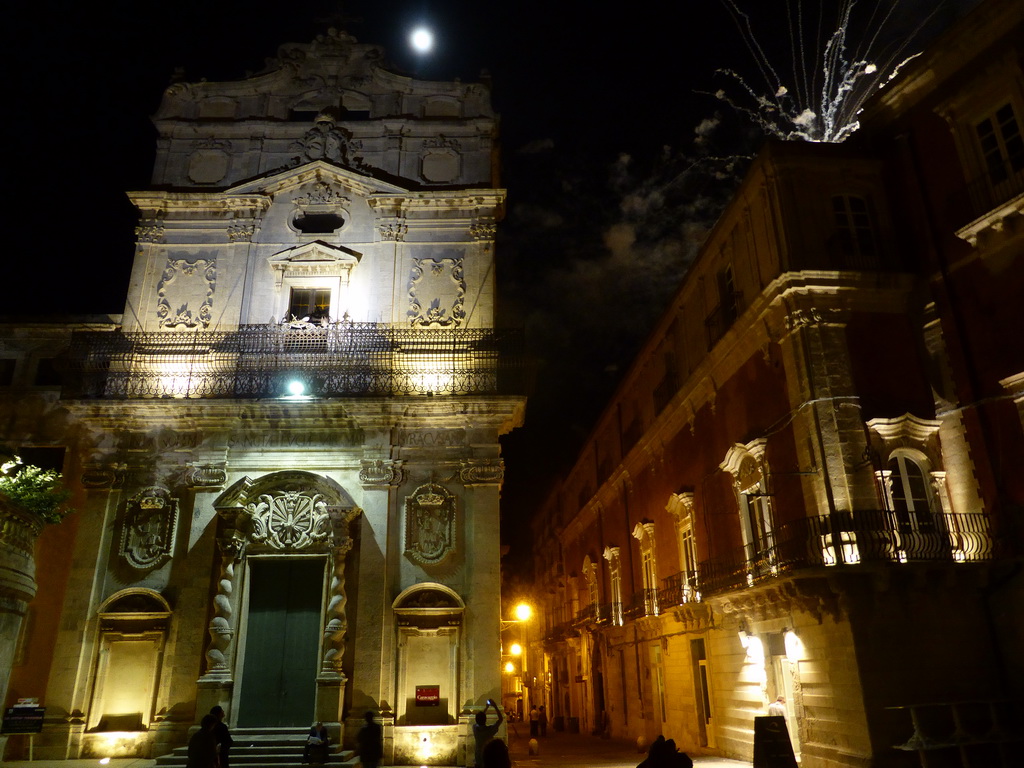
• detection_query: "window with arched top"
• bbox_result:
[603,546,623,626]
[632,522,659,616]
[721,440,776,582]
[582,556,600,622]
[887,452,939,530]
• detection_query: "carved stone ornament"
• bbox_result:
[295,180,349,207]
[378,220,408,241]
[458,459,504,486]
[404,483,456,566]
[359,459,405,487]
[157,258,216,329]
[184,464,227,488]
[469,220,497,240]
[227,223,255,242]
[81,464,126,489]
[291,114,363,167]
[119,486,178,570]
[243,490,332,550]
[407,258,466,328]
[135,224,165,243]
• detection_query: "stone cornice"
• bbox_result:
[62,396,527,436]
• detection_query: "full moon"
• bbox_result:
[410,27,434,54]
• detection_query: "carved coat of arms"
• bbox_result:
[405,483,456,565]
[119,486,178,570]
[243,490,332,550]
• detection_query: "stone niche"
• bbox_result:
[391,583,464,765]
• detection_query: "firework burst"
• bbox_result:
[711,0,942,142]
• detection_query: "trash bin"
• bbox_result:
[568,717,580,733]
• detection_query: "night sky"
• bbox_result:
[12,1,977,563]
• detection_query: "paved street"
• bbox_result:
[504,729,751,768]
[0,731,751,768]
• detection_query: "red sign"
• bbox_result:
[415,686,440,706]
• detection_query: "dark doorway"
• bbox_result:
[237,558,323,726]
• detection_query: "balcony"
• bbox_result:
[62,323,529,399]
[699,510,1001,595]
[659,569,701,607]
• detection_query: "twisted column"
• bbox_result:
[203,537,244,680]
[321,539,352,677]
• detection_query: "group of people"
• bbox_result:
[527,704,548,737]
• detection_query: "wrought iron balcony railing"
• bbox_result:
[659,569,701,608]
[699,510,1002,596]
[63,323,530,399]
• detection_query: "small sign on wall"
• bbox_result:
[415,686,440,706]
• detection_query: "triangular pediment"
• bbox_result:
[269,241,361,268]
[227,160,407,199]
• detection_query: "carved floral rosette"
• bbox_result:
[404,483,456,566]
[119,486,178,570]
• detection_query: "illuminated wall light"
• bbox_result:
[504,661,515,673]
[784,629,804,663]
[509,643,523,656]
[416,732,435,763]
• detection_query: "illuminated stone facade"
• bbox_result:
[527,2,1023,766]
[0,29,524,764]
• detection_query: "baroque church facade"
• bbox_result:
[526,1,1023,766]
[0,29,524,764]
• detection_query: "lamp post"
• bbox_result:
[501,602,533,723]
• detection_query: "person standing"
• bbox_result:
[768,695,787,717]
[528,704,539,737]
[538,705,547,737]
[356,711,383,768]
[187,714,218,768]
[210,706,233,768]
[473,699,505,768]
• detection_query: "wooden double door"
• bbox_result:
[237,558,324,726]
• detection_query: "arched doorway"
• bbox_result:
[202,471,361,728]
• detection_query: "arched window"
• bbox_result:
[887,452,938,532]
[603,546,623,626]
[632,522,659,616]
[721,440,776,582]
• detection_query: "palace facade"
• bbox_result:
[0,29,525,765]
[526,1,1023,766]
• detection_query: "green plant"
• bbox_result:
[0,459,72,523]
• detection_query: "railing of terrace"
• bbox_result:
[62,323,529,399]
[699,510,999,595]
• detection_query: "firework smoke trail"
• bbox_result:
[712,0,942,143]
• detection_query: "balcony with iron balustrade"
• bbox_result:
[61,322,530,399]
[697,509,1003,596]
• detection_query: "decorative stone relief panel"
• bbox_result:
[242,489,332,550]
[458,459,504,486]
[407,258,466,327]
[118,486,178,571]
[157,258,216,329]
[183,464,227,489]
[187,150,230,185]
[359,459,405,488]
[404,483,456,566]
[291,114,364,167]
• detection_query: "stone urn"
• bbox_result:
[0,498,44,708]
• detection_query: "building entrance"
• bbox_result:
[237,558,323,726]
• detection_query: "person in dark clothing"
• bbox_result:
[210,706,233,768]
[304,721,331,764]
[473,699,505,768]
[356,711,383,768]
[187,714,218,768]
[538,705,547,737]
[482,737,512,768]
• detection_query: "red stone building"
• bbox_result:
[527,1,1023,765]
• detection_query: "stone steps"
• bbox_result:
[155,728,356,768]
